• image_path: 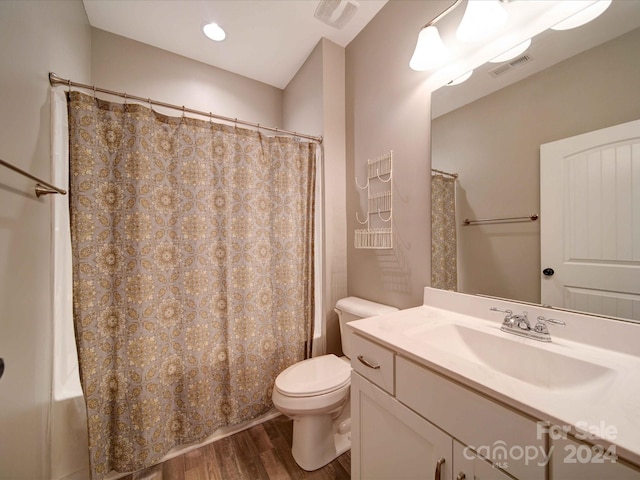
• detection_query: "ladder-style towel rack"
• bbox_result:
[463,214,539,225]
[0,158,67,197]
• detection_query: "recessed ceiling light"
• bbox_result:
[203,22,226,42]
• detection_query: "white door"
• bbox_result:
[540,119,640,321]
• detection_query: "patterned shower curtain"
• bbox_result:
[67,91,316,478]
[431,174,457,291]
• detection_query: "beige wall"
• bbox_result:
[284,38,347,355]
[91,28,283,127]
[432,27,640,304]
[0,1,91,478]
[346,1,450,309]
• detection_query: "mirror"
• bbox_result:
[431,1,640,322]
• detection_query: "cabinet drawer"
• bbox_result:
[351,333,395,394]
[397,356,545,480]
[551,437,640,480]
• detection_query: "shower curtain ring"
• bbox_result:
[67,80,71,93]
[148,98,153,110]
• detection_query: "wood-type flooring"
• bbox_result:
[119,415,351,480]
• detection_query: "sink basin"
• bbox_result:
[405,323,616,391]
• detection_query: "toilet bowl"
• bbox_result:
[272,297,398,471]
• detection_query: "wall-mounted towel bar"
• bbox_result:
[0,158,66,197]
[431,168,458,179]
[463,214,538,225]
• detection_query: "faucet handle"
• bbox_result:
[490,307,513,316]
[535,316,565,333]
[491,307,516,327]
[536,315,566,326]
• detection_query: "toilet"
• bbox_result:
[272,296,398,471]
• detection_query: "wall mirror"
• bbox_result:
[430,0,640,323]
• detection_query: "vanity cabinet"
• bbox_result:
[351,373,452,480]
[351,333,546,480]
[550,437,640,480]
[454,440,513,480]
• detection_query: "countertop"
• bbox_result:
[348,298,640,468]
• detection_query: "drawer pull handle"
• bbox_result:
[434,457,445,480]
[357,355,380,369]
[456,473,466,480]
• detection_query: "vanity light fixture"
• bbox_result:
[203,22,226,42]
[409,25,450,71]
[409,0,510,72]
[410,0,463,71]
[489,38,531,63]
[456,0,508,43]
[551,0,612,31]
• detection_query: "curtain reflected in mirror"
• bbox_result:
[431,172,457,291]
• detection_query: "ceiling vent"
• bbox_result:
[314,0,359,29]
[489,54,534,78]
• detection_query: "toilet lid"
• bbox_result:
[275,354,350,397]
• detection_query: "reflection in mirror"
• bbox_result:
[431,1,640,322]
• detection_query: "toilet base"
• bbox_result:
[291,409,351,471]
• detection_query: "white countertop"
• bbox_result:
[348,289,640,468]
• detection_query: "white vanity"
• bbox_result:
[348,288,640,480]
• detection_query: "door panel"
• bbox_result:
[540,119,640,321]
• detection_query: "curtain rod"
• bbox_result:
[49,72,323,144]
[431,168,458,178]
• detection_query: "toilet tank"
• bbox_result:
[334,297,398,359]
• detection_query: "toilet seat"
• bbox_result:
[275,354,351,397]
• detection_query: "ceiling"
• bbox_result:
[82,0,388,90]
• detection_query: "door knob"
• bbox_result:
[542,268,554,276]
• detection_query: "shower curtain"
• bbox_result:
[431,174,457,291]
[67,91,316,478]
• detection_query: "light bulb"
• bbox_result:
[457,0,508,43]
[409,25,449,71]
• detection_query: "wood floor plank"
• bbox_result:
[162,454,186,480]
[184,448,208,480]
[202,442,224,480]
[236,430,272,479]
[335,450,351,477]
[247,422,275,453]
[272,415,294,445]
[211,434,246,479]
[259,448,295,480]
[129,462,163,480]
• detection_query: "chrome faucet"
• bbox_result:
[490,308,565,342]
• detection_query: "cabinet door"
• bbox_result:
[454,440,513,480]
[351,372,452,480]
[396,357,546,480]
[551,437,640,480]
